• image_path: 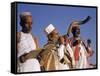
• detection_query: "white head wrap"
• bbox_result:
[20,12,32,18]
[45,24,55,35]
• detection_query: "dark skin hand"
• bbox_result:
[19,48,43,63]
[19,53,28,63]
[58,36,65,45]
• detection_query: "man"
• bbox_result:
[17,12,41,72]
[39,24,74,71]
[67,21,94,69]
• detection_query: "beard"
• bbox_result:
[75,33,80,38]
[22,25,32,33]
[52,37,59,44]
[25,24,32,32]
[27,27,32,31]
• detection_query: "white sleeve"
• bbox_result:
[66,44,73,57]
[57,44,65,60]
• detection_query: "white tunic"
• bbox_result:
[69,37,89,69]
[73,42,89,69]
[18,32,36,57]
[18,32,40,72]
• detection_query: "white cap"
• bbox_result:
[45,24,55,35]
[20,12,32,18]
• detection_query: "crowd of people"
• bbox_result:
[17,12,95,72]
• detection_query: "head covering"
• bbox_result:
[67,16,91,36]
[20,12,32,18]
[45,24,55,35]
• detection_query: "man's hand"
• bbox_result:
[19,53,27,63]
[59,36,65,44]
[87,47,94,57]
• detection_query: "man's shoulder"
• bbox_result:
[17,32,21,43]
[30,33,37,40]
[17,32,21,35]
[44,42,56,51]
[17,32,21,34]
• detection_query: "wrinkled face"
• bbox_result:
[52,29,59,40]
[48,29,59,42]
[72,26,80,38]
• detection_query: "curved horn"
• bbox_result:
[67,22,73,37]
[67,16,91,37]
[78,16,91,25]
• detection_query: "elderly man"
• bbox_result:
[17,12,41,72]
[39,24,74,71]
[67,20,94,69]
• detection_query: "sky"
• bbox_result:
[17,3,97,64]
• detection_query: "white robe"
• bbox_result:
[69,37,90,69]
[18,32,40,72]
[73,42,89,69]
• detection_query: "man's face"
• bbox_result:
[24,15,33,32]
[72,26,80,38]
[50,29,59,42]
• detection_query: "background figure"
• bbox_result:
[17,12,41,72]
[67,21,94,69]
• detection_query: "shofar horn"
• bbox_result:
[78,16,91,25]
[67,16,91,37]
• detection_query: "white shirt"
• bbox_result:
[17,32,41,72]
[18,32,36,57]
